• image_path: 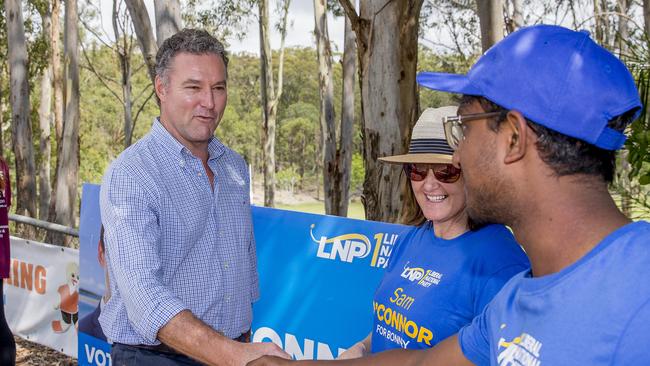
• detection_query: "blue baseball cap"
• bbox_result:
[417,24,642,150]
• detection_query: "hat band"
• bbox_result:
[409,138,454,155]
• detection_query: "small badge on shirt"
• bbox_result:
[400,261,443,287]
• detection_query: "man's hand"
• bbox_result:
[336,341,367,359]
[337,333,370,360]
[246,355,294,366]
[234,342,291,365]
[158,311,290,366]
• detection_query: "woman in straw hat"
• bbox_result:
[338,106,529,358]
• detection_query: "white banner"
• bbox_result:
[3,237,79,357]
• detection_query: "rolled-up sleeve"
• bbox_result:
[458,304,492,366]
[101,164,188,343]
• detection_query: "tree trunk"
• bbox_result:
[114,0,135,148]
[5,0,38,231]
[594,0,605,45]
[52,0,64,145]
[48,0,80,246]
[313,0,338,215]
[617,0,631,216]
[336,10,356,217]
[259,0,290,207]
[125,0,158,84]
[259,0,275,207]
[154,0,182,46]
[643,0,650,43]
[506,0,523,33]
[39,6,53,222]
[340,0,423,222]
[477,0,504,52]
[617,0,629,55]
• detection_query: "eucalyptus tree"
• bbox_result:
[314,0,355,217]
[259,0,291,207]
[124,0,158,84]
[154,0,182,45]
[477,0,505,52]
[339,0,424,222]
[35,0,53,221]
[48,0,80,246]
[4,0,38,226]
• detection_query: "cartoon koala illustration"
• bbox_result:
[51,262,79,333]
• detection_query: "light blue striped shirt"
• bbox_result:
[99,119,259,345]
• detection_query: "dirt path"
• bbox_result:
[15,336,75,365]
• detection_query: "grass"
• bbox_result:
[276,201,366,220]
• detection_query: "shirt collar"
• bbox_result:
[151,118,226,161]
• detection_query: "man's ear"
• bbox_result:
[502,110,530,164]
[154,75,166,102]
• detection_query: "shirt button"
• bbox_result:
[179,160,185,167]
[224,263,229,269]
[197,172,202,177]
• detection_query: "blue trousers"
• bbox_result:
[111,343,204,366]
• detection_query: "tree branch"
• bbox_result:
[132,87,155,136]
[79,41,123,102]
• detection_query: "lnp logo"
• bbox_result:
[497,326,542,366]
[400,262,443,287]
[311,224,372,263]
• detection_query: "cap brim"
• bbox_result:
[379,153,453,164]
[416,72,482,95]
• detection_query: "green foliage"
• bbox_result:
[276,166,299,192]
[183,0,256,43]
[628,65,650,186]
[417,48,474,109]
[350,152,364,195]
[78,43,158,184]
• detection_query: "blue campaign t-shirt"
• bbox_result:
[371,223,529,353]
[459,221,650,366]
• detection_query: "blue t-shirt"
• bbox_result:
[459,221,650,365]
[371,223,529,353]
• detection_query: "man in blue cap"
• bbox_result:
[249,24,650,365]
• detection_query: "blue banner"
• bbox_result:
[78,183,406,364]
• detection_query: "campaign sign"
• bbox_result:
[78,184,112,366]
[78,183,406,364]
[250,207,405,359]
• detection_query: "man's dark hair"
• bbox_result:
[459,95,636,183]
[155,28,229,85]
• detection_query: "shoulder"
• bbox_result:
[385,224,421,271]
[466,224,529,271]
[220,142,248,170]
[101,136,163,202]
[214,139,250,183]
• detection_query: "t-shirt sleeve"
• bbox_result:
[612,298,650,363]
[458,302,492,366]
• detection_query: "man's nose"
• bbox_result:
[200,88,215,109]
[452,151,461,169]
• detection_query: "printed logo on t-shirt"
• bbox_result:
[497,325,542,366]
[400,261,443,287]
[309,224,398,268]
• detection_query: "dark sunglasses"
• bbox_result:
[403,163,462,183]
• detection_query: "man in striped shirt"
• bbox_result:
[100,29,288,366]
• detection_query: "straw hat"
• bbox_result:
[379,106,457,164]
